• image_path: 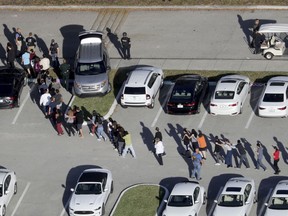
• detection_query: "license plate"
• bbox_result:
[269,108,275,112]
[177,104,183,108]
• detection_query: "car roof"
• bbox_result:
[126,67,157,87]
[272,180,288,197]
[78,31,103,63]
[258,23,288,34]
[171,181,199,195]
[79,168,109,183]
[265,77,288,93]
[216,75,247,91]
[222,177,253,195]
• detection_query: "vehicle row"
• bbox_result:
[162,177,288,216]
[119,67,288,118]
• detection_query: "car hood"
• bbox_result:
[264,208,288,216]
[163,206,195,216]
[69,194,102,210]
[213,206,245,216]
[74,73,108,85]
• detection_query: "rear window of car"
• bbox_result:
[276,190,288,195]
[171,89,192,100]
[215,91,235,99]
[263,93,284,102]
[226,187,242,192]
[124,87,145,95]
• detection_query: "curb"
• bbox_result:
[1,5,288,11]
[109,183,169,216]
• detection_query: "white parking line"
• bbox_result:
[197,110,208,129]
[11,182,31,216]
[60,195,71,216]
[245,87,265,129]
[12,84,36,125]
[257,188,273,216]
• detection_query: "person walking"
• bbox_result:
[190,129,199,152]
[6,42,15,68]
[49,39,60,68]
[26,32,36,52]
[250,19,260,48]
[122,130,136,158]
[95,113,107,141]
[65,109,75,137]
[15,28,24,56]
[214,136,224,165]
[121,32,131,59]
[21,48,31,77]
[198,131,207,160]
[117,126,125,156]
[88,110,98,136]
[75,106,84,138]
[59,58,70,90]
[273,146,281,174]
[182,128,191,152]
[55,108,64,136]
[154,127,163,142]
[255,141,267,171]
[191,148,203,181]
[223,139,233,168]
[106,117,114,143]
[154,137,165,165]
[39,89,51,118]
[235,140,250,169]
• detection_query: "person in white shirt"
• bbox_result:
[39,89,51,118]
[154,137,165,166]
[40,54,50,71]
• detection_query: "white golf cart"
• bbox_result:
[258,23,288,60]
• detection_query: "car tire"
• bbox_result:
[148,98,155,109]
[239,104,242,114]
[110,181,114,194]
[203,192,207,205]
[2,205,6,216]
[14,182,17,195]
[264,52,273,60]
[160,79,164,88]
[15,96,20,108]
[101,204,105,215]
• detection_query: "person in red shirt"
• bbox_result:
[273,146,281,174]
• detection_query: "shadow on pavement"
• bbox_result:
[61,165,102,215]
[257,175,288,216]
[274,136,288,165]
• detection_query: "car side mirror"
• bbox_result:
[245,201,250,205]
[5,190,9,195]
[164,200,168,203]
[104,188,108,192]
[195,200,199,204]
[265,203,268,206]
[70,188,75,192]
[214,200,218,203]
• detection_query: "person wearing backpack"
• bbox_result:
[96,113,107,141]
[88,110,98,136]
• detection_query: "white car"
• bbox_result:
[69,168,113,216]
[0,168,17,216]
[120,66,164,108]
[162,181,206,216]
[210,75,250,115]
[213,177,256,216]
[258,76,288,117]
[264,180,288,216]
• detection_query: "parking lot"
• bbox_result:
[1,7,288,216]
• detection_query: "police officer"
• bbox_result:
[121,32,131,59]
[59,59,70,90]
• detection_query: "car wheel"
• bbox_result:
[15,96,20,108]
[2,205,6,216]
[203,192,207,205]
[110,181,114,194]
[148,98,155,109]
[101,204,105,215]
[264,52,273,60]
[239,104,242,114]
[14,182,17,195]
[160,79,164,88]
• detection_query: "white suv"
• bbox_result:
[121,66,164,108]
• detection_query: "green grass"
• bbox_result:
[72,69,288,117]
[1,0,288,6]
[113,185,165,216]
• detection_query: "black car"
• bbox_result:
[166,75,208,114]
[0,67,27,108]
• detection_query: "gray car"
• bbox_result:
[73,30,111,97]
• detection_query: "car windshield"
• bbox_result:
[168,195,193,207]
[263,93,284,102]
[76,62,105,75]
[218,194,243,207]
[215,91,235,99]
[269,197,288,209]
[0,83,13,96]
[124,87,145,95]
[75,183,102,195]
[171,89,193,101]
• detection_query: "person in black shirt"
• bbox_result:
[6,42,15,68]
[235,140,250,169]
[250,19,260,48]
[26,32,36,52]
[75,106,84,138]
[154,127,162,142]
[214,136,224,165]
[121,32,131,59]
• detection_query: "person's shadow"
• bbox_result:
[261,141,274,169]
[3,24,14,45]
[106,27,124,58]
[241,138,257,168]
[274,136,288,164]
[34,34,49,57]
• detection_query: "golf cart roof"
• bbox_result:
[258,23,288,33]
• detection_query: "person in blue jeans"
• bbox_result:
[191,148,203,180]
[223,139,233,168]
[255,141,267,171]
